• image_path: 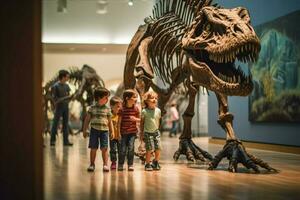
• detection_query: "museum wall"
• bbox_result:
[208,0,300,146]
[43,45,126,86]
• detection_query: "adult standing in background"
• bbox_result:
[169,102,179,137]
[50,70,73,146]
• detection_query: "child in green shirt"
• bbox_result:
[140,91,162,171]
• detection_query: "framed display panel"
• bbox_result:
[249,10,300,122]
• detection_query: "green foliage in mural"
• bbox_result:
[249,10,300,122]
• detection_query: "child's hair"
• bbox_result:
[143,91,158,108]
[110,96,122,107]
[123,89,137,104]
[58,70,70,80]
[94,87,110,101]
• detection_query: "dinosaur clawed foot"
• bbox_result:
[208,140,278,173]
[173,139,213,162]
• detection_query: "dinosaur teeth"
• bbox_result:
[251,55,255,62]
[233,76,236,83]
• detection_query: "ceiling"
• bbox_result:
[42,0,154,44]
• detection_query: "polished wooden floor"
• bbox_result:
[44,134,300,200]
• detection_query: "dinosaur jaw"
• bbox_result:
[187,50,253,96]
[206,39,260,64]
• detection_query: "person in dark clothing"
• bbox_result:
[50,69,73,146]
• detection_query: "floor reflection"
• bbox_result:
[44,134,300,200]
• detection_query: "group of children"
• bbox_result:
[82,88,162,172]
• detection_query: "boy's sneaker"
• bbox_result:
[87,164,95,172]
[111,162,117,170]
[118,165,124,171]
[145,163,153,171]
[152,160,161,170]
[128,165,134,171]
[103,165,109,172]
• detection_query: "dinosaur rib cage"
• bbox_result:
[145,0,214,85]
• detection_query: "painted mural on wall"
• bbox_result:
[249,10,300,122]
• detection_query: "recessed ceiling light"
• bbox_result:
[128,0,133,6]
[57,0,67,13]
[96,0,108,15]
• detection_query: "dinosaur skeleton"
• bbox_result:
[43,65,104,134]
[124,0,276,172]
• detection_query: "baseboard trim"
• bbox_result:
[209,138,300,154]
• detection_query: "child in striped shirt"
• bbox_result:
[83,87,114,172]
[118,89,140,171]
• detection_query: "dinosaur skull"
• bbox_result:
[182,6,260,96]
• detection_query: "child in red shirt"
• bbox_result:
[118,89,140,171]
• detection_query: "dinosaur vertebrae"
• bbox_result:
[147,0,215,85]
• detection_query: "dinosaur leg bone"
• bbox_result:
[208,92,276,173]
[215,93,236,140]
[173,81,212,162]
[134,36,154,80]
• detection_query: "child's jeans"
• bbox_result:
[118,133,136,166]
[110,139,121,162]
